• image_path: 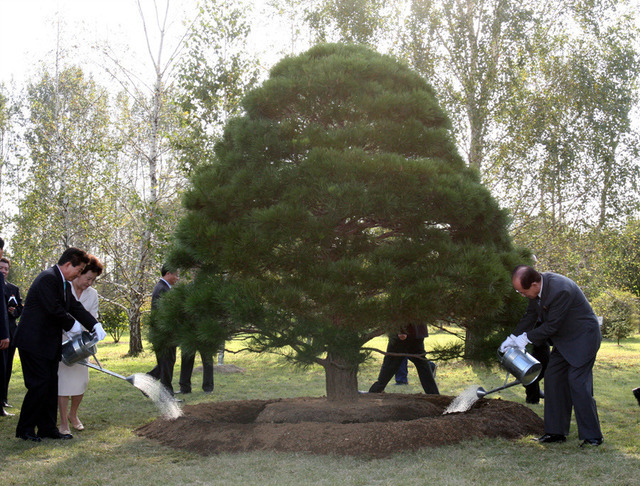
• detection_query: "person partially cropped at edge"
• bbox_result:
[14,248,107,442]
[501,265,603,447]
[1,255,23,412]
[0,237,11,418]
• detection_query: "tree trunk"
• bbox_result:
[324,351,359,402]
[463,327,484,361]
[127,295,144,356]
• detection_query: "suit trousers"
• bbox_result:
[543,348,602,440]
[369,337,439,394]
[147,346,177,394]
[16,349,59,436]
[524,343,550,401]
[179,350,214,393]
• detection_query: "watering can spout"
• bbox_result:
[476,387,487,398]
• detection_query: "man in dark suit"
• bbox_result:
[147,265,180,397]
[0,256,23,410]
[0,238,11,418]
[368,323,439,395]
[502,265,603,447]
[14,247,107,441]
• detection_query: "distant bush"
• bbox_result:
[591,289,639,345]
[99,301,129,343]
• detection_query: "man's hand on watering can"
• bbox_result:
[93,323,107,341]
[68,321,83,337]
[499,334,517,352]
[513,333,530,350]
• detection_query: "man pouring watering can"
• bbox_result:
[500,265,603,447]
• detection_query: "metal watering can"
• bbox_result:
[61,331,135,384]
[61,331,99,365]
[476,347,542,398]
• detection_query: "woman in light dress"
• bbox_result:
[58,255,103,435]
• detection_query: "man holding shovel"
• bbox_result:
[501,265,603,447]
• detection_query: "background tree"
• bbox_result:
[161,43,523,400]
[99,0,193,355]
[491,0,640,235]
[592,289,638,344]
[11,63,114,281]
[173,0,260,174]
[398,0,556,174]
[306,0,394,46]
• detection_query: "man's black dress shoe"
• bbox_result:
[633,387,640,407]
[580,438,604,447]
[526,397,540,404]
[534,434,566,443]
[17,432,42,442]
[2,400,12,407]
[38,431,73,440]
[1,408,15,416]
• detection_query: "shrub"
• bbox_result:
[99,301,129,343]
[591,289,639,345]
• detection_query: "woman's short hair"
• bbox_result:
[82,254,104,276]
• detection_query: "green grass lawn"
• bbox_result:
[2,330,639,485]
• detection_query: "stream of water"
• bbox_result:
[443,385,482,414]
[128,373,183,420]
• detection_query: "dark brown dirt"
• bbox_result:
[136,393,543,457]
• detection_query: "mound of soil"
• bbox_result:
[136,394,543,457]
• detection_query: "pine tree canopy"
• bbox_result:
[162,43,521,365]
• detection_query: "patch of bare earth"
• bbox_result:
[136,394,543,457]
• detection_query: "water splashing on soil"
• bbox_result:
[443,385,482,414]
[129,373,183,419]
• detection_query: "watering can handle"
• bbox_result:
[497,349,513,385]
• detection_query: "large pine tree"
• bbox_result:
[160,43,523,400]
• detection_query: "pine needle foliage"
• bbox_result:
[161,43,522,395]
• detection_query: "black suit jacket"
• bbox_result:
[14,265,98,361]
[0,273,8,341]
[514,272,601,367]
[4,280,23,338]
[151,279,170,310]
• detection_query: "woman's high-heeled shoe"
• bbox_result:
[70,418,84,431]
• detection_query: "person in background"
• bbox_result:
[58,255,104,435]
[0,256,23,410]
[147,264,180,399]
[369,323,439,395]
[394,358,409,385]
[501,265,603,447]
[633,387,640,407]
[0,238,11,418]
[395,357,437,386]
[178,348,214,395]
[14,248,107,441]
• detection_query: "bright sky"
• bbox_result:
[0,0,201,86]
[0,0,294,88]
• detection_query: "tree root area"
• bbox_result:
[135,393,543,457]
